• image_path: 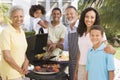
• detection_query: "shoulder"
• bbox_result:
[59,23,66,28]
[1,25,11,34]
[59,23,67,30]
[21,28,25,34]
[33,18,41,22]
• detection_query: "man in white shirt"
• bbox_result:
[63,6,79,80]
[63,6,79,51]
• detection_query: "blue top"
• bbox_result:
[86,43,115,80]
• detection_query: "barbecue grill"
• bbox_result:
[26,34,68,80]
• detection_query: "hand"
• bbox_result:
[49,43,57,51]
[17,68,24,74]
[48,43,57,52]
[22,65,29,74]
[104,45,116,54]
[47,40,53,46]
[51,43,57,50]
[44,20,48,27]
[39,20,48,28]
[22,58,29,74]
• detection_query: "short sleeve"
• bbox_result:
[33,18,42,33]
[60,26,67,39]
[102,32,107,41]
[0,29,11,50]
[107,54,115,71]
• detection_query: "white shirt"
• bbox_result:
[33,18,48,34]
[67,20,79,33]
[78,32,107,65]
[63,20,79,51]
[48,22,67,43]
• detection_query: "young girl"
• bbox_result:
[29,4,48,34]
[86,25,115,80]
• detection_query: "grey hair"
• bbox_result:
[65,6,78,13]
[8,5,24,17]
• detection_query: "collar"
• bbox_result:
[74,19,79,28]
[90,43,106,52]
[9,24,22,33]
[49,22,61,29]
[67,19,79,33]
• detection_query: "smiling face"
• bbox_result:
[90,29,103,46]
[65,8,78,24]
[33,10,42,18]
[51,10,61,22]
[84,10,96,29]
[10,10,24,27]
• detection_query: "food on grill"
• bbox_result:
[35,66,41,71]
[42,64,60,68]
[34,64,60,72]
[53,67,59,72]
[35,54,44,59]
[59,51,69,61]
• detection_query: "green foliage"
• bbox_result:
[25,31,35,37]
[115,47,120,60]
[78,0,94,14]
[78,0,120,41]
[0,3,11,24]
[0,4,9,12]
[78,0,104,14]
[99,0,120,40]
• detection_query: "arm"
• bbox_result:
[38,20,48,28]
[22,55,29,74]
[109,71,114,80]
[73,52,80,80]
[75,52,80,74]
[104,43,116,55]
[48,38,64,51]
[103,33,116,54]
[86,72,88,80]
[56,38,64,48]
[2,50,24,74]
[107,53,115,80]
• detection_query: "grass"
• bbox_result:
[115,47,120,60]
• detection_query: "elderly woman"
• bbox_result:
[0,6,29,80]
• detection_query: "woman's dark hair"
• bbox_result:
[29,4,46,17]
[90,25,104,35]
[52,7,61,14]
[77,7,100,37]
